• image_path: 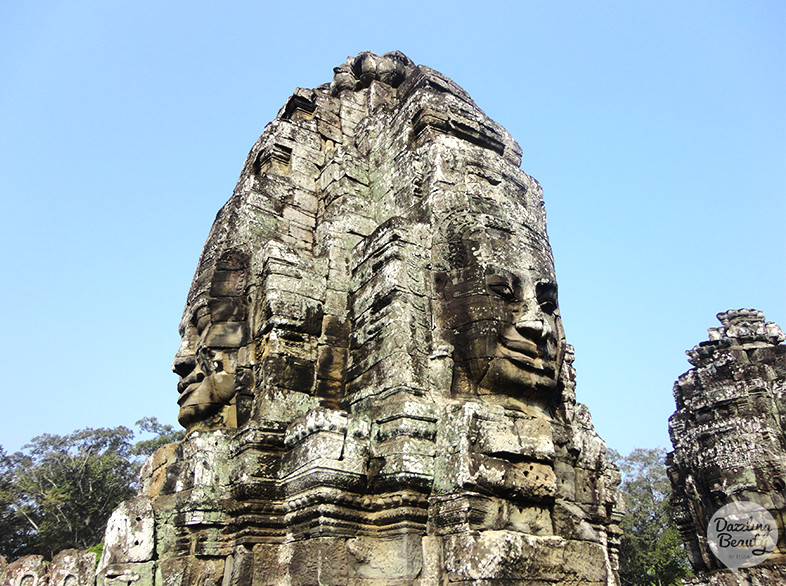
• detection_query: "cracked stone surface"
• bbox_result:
[98,51,622,586]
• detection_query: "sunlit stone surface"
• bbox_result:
[97,51,622,586]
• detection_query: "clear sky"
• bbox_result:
[1,1,783,456]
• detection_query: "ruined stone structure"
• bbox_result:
[97,51,621,585]
[667,309,786,585]
[0,550,96,586]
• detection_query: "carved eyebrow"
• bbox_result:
[483,265,517,280]
[485,273,511,285]
[485,271,517,286]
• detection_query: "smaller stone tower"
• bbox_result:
[667,309,786,585]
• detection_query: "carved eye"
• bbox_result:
[536,282,558,314]
[540,299,556,313]
[212,360,223,371]
[197,346,215,365]
[489,282,516,301]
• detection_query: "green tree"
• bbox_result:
[0,446,33,560]
[2,418,184,559]
[611,447,692,586]
[131,417,185,458]
[12,427,139,557]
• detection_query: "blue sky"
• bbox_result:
[1,1,783,456]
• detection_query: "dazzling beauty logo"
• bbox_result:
[707,501,778,571]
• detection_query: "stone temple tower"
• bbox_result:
[97,51,622,586]
[668,309,786,585]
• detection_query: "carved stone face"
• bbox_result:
[172,302,243,430]
[173,253,251,431]
[437,229,565,411]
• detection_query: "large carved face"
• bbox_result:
[437,227,565,411]
[173,253,251,431]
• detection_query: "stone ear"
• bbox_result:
[434,272,449,296]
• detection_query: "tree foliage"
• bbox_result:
[0,418,183,561]
[612,447,692,586]
[131,417,185,458]
[0,446,33,560]
[13,427,138,557]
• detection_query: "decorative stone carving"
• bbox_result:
[0,555,49,586]
[48,550,98,586]
[667,309,786,584]
[0,551,96,586]
[0,556,47,586]
[100,51,621,585]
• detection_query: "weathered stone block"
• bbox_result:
[347,533,423,580]
[209,269,248,297]
[48,549,97,586]
[204,322,249,348]
[471,413,554,463]
[281,431,346,476]
[97,562,155,586]
[443,531,607,583]
[249,544,285,585]
[0,555,47,586]
[288,537,348,585]
[156,556,225,586]
[208,298,248,322]
[100,496,155,566]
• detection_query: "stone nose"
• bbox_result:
[515,317,552,340]
[172,353,197,378]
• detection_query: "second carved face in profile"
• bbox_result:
[173,304,242,430]
[172,251,251,432]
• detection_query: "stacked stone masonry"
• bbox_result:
[668,309,786,585]
[94,51,622,585]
